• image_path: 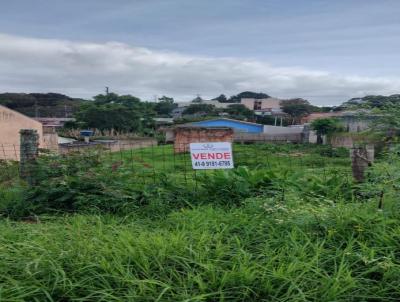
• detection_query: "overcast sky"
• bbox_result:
[1,0,400,105]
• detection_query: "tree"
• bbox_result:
[75,103,142,132]
[93,93,120,105]
[182,104,216,115]
[74,93,156,133]
[212,94,228,103]
[281,98,313,124]
[191,96,204,103]
[228,91,271,103]
[225,104,254,119]
[311,118,342,144]
[154,96,177,116]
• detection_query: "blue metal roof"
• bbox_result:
[190,118,263,133]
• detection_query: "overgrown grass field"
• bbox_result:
[0,143,399,301]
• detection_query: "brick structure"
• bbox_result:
[174,126,234,153]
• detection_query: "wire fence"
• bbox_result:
[1,140,354,187]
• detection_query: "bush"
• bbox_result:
[318,146,349,158]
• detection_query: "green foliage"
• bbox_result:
[182,103,216,115]
[343,94,400,109]
[228,91,271,102]
[281,98,315,124]
[318,145,348,157]
[212,94,228,102]
[154,96,177,116]
[1,143,400,300]
[311,118,342,134]
[75,103,142,131]
[4,154,139,216]
[225,104,254,119]
[74,94,156,133]
[1,196,400,300]
[0,160,19,183]
[311,118,343,144]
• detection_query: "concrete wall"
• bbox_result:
[0,105,44,160]
[241,98,281,110]
[308,130,319,144]
[43,126,59,152]
[200,101,237,109]
[59,138,157,154]
[341,116,371,133]
[263,125,303,135]
[234,132,303,143]
[174,127,234,153]
[240,99,256,110]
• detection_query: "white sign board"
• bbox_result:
[190,142,234,170]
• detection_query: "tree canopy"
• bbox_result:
[225,104,254,119]
[154,96,177,116]
[311,118,342,144]
[281,98,314,124]
[212,94,228,103]
[74,94,155,133]
[182,103,216,115]
[228,91,271,103]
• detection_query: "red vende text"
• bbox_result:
[192,152,231,160]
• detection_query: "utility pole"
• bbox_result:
[105,87,109,95]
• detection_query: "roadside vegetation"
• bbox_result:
[1,142,400,301]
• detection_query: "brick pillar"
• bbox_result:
[20,129,39,185]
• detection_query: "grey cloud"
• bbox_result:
[0,33,399,105]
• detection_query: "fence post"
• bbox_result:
[20,129,39,185]
[301,124,310,144]
[350,144,374,182]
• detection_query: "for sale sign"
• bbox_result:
[189,142,234,170]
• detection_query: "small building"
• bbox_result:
[241,97,282,111]
[300,111,377,133]
[0,105,58,160]
[163,118,307,145]
[173,126,234,153]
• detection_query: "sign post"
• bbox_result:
[189,142,234,170]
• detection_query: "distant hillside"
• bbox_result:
[0,93,84,117]
[342,94,400,109]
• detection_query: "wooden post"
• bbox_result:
[350,144,374,182]
[20,129,39,185]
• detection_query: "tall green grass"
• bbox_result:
[1,199,400,301]
[0,144,399,300]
